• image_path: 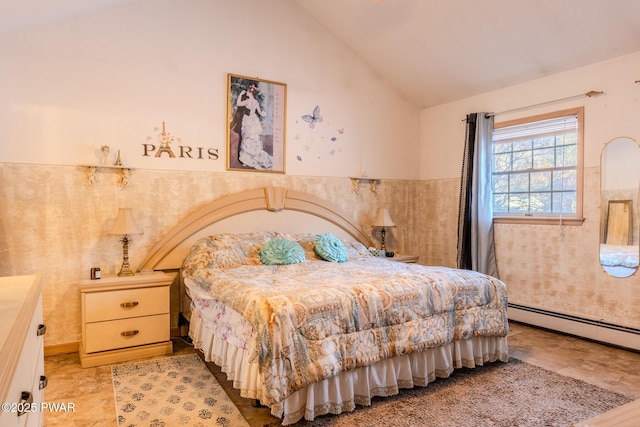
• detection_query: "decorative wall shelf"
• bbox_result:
[349,177,381,194]
[81,165,133,186]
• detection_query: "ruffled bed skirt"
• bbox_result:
[189,309,509,425]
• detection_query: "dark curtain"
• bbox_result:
[457,114,476,270]
[457,113,498,277]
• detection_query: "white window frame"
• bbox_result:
[492,107,585,225]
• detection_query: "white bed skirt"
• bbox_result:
[189,308,509,425]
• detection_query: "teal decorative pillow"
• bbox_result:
[259,239,306,265]
[314,233,349,263]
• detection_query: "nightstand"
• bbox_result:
[79,271,174,368]
[388,254,419,263]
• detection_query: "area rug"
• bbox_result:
[276,358,634,427]
[111,354,249,427]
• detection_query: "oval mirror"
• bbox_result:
[600,137,640,277]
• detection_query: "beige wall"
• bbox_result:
[0,0,423,347]
[420,52,640,330]
[0,0,420,180]
[0,163,421,346]
[3,0,640,347]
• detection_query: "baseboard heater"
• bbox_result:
[508,303,640,352]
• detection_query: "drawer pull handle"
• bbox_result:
[37,324,47,336]
[18,391,33,416]
[120,301,139,308]
[39,375,48,390]
[121,330,139,337]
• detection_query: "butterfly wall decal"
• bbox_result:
[302,105,323,129]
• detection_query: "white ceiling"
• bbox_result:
[294,0,640,108]
[3,0,640,109]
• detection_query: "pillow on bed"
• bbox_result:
[182,232,276,272]
[275,232,321,260]
[342,240,374,260]
[209,231,276,265]
[314,232,349,263]
[259,238,306,265]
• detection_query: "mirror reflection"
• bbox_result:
[600,137,640,277]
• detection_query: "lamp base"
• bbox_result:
[117,235,135,276]
[117,264,135,277]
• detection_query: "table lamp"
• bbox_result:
[372,208,395,252]
[109,208,143,276]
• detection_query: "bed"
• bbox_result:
[600,243,639,277]
[138,187,509,425]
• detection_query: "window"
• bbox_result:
[492,107,584,225]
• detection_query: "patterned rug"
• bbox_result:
[111,354,250,427]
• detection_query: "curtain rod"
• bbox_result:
[485,90,604,118]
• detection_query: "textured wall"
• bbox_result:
[0,163,421,346]
[495,167,640,327]
[420,167,640,329]
[420,51,640,334]
[0,0,424,348]
[3,163,638,347]
[419,178,459,268]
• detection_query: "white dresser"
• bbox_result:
[79,271,174,368]
[0,275,46,427]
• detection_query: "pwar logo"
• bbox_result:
[142,122,219,160]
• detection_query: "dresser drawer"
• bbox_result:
[25,296,44,381]
[2,331,32,427]
[0,276,43,427]
[84,286,169,323]
[26,353,46,427]
[84,313,170,353]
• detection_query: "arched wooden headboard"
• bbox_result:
[138,186,373,271]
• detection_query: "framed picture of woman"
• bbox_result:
[227,73,287,173]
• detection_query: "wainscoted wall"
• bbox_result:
[496,167,640,327]
[422,167,640,330]
[0,163,421,347]
[420,178,459,268]
[3,165,638,348]
[0,0,424,350]
[421,52,640,337]
[2,0,639,351]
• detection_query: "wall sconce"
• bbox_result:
[372,208,395,252]
[109,208,143,276]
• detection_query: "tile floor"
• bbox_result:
[42,323,640,426]
[42,338,195,427]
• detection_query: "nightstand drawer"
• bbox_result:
[84,313,170,353]
[84,286,169,322]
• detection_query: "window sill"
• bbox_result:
[493,217,585,226]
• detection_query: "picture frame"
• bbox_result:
[227,73,287,173]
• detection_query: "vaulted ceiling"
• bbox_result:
[4,0,640,109]
[293,0,640,108]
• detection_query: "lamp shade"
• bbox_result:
[372,208,395,227]
[109,208,142,235]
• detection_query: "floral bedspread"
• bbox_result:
[182,233,508,408]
